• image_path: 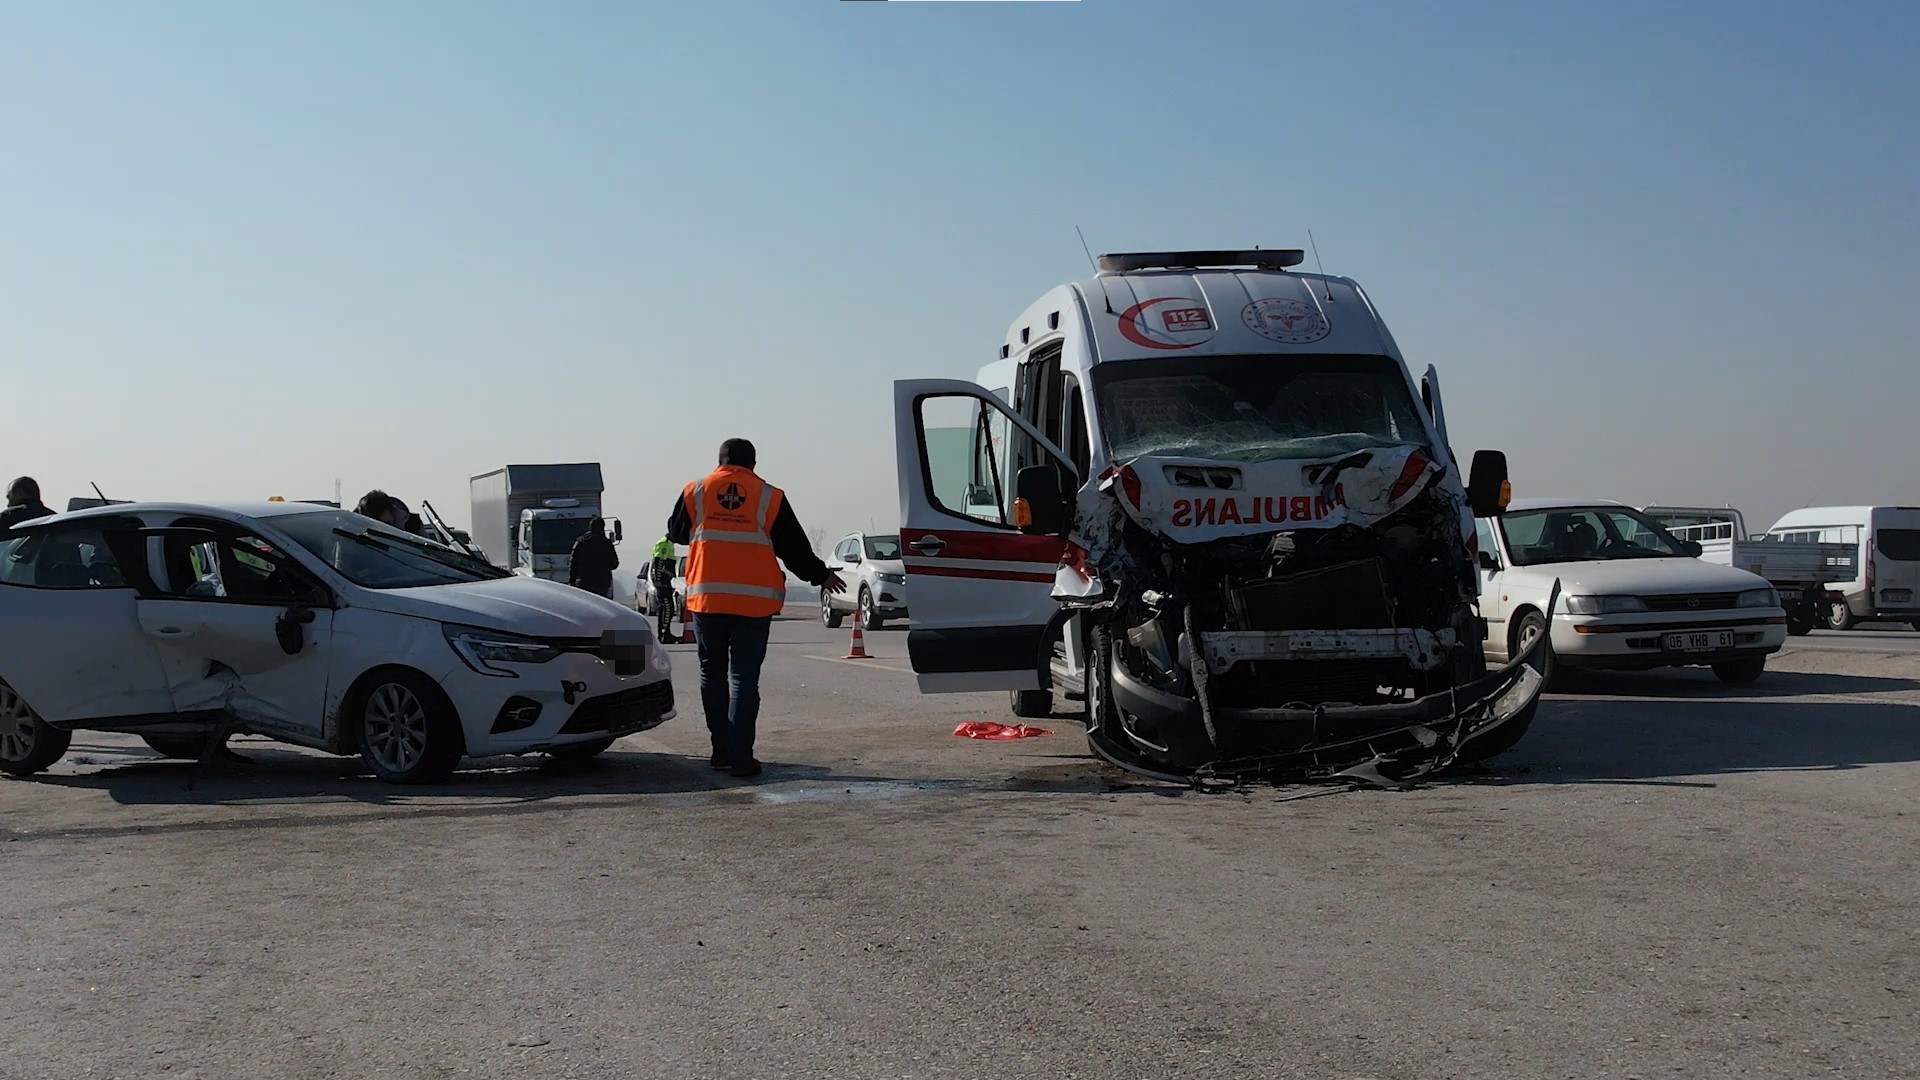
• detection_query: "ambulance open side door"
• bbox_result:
[894,379,1073,694]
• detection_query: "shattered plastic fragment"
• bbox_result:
[953,722,1053,740]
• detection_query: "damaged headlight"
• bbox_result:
[1736,587,1780,609]
[1562,595,1648,615]
[444,625,561,677]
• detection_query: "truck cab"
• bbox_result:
[891,248,1540,782]
[515,502,619,581]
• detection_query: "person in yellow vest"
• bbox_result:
[667,438,845,777]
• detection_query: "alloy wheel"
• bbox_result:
[363,682,429,775]
[0,686,37,762]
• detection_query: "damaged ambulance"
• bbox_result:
[892,249,1545,783]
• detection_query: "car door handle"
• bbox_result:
[153,626,188,636]
[907,536,946,556]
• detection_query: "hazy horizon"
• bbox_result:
[6,1,1916,546]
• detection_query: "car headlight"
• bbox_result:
[1737,587,1780,609]
[878,572,906,586]
[1562,594,1648,615]
[444,625,560,677]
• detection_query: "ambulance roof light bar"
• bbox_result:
[1096,249,1306,274]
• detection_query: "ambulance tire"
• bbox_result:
[1009,688,1053,719]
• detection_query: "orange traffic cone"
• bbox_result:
[678,600,695,645]
[844,614,871,659]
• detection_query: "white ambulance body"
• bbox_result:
[890,250,1535,781]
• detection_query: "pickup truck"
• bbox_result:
[1639,505,1856,635]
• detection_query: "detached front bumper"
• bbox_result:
[1108,652,1543,780]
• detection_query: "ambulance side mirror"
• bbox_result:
[1014,464,1070,536]
[1467,450,1511,518]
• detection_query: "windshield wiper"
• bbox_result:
[332,528,498,579]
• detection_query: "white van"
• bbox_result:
[1767,506,1920,630]
[890,248,1540,782]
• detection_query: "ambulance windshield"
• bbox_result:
[1095,355,1429,464]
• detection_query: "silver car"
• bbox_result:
[821,532,908,629]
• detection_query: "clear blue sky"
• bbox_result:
[4,0,1916,540]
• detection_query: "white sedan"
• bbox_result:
[0,502,675,783]
[1476,499,1787,685]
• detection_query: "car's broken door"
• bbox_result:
[893,378,1073,693]
[0,517,176,723]
[135,523,336,738]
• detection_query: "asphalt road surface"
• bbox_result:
[3,611,1917,1079]
[1786,626,1920,654]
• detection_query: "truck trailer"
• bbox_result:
[469,464,620,583]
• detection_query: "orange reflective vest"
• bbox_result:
[682,466,787,618]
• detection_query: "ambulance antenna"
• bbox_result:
[1307,229,1333,301]
[1077,226,1114,313]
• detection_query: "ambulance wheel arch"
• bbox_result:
[893,379,1075,693]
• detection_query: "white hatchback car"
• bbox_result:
[1476,499,1787,685]
[0,502,674,784]
[821,531,908,629]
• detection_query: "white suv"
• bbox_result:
[822,532,908,629]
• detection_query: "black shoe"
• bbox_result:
[708,751,730,769]
[730,758,762,778]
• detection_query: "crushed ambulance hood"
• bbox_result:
[1107,444,1442,543]
[365,575,649,638]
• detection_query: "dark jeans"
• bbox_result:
[577,580,612,598]
[693,612,772,764]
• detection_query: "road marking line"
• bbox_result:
[802,655,916,674]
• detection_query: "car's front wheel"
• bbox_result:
[0,681,71,777]
[1712,657,1766,685]
[355,670,463,784]
[859,587,884,630]
[1512,610,1557,690]
[821,588,844,629]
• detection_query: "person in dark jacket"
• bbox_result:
[568,518,620,597]
[1,477,55,531]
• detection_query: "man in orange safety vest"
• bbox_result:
[667,438,845,777]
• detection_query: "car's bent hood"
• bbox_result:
[1517,556,1769,596]
[357,575,647,636]
[1109,444,1447,543]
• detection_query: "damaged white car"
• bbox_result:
[892,248,1544,784]
[0,502,674,783]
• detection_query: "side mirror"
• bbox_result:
[1013,464,1071,536]
[1682,540,1704,558]
[1477,550,1501,572]
[611,520,623,543]
[846,551,862,565]
[1466,450,1511,518]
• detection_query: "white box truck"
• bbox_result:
[470,464,621,582]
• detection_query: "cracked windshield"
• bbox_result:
[1097,355,1427,463]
